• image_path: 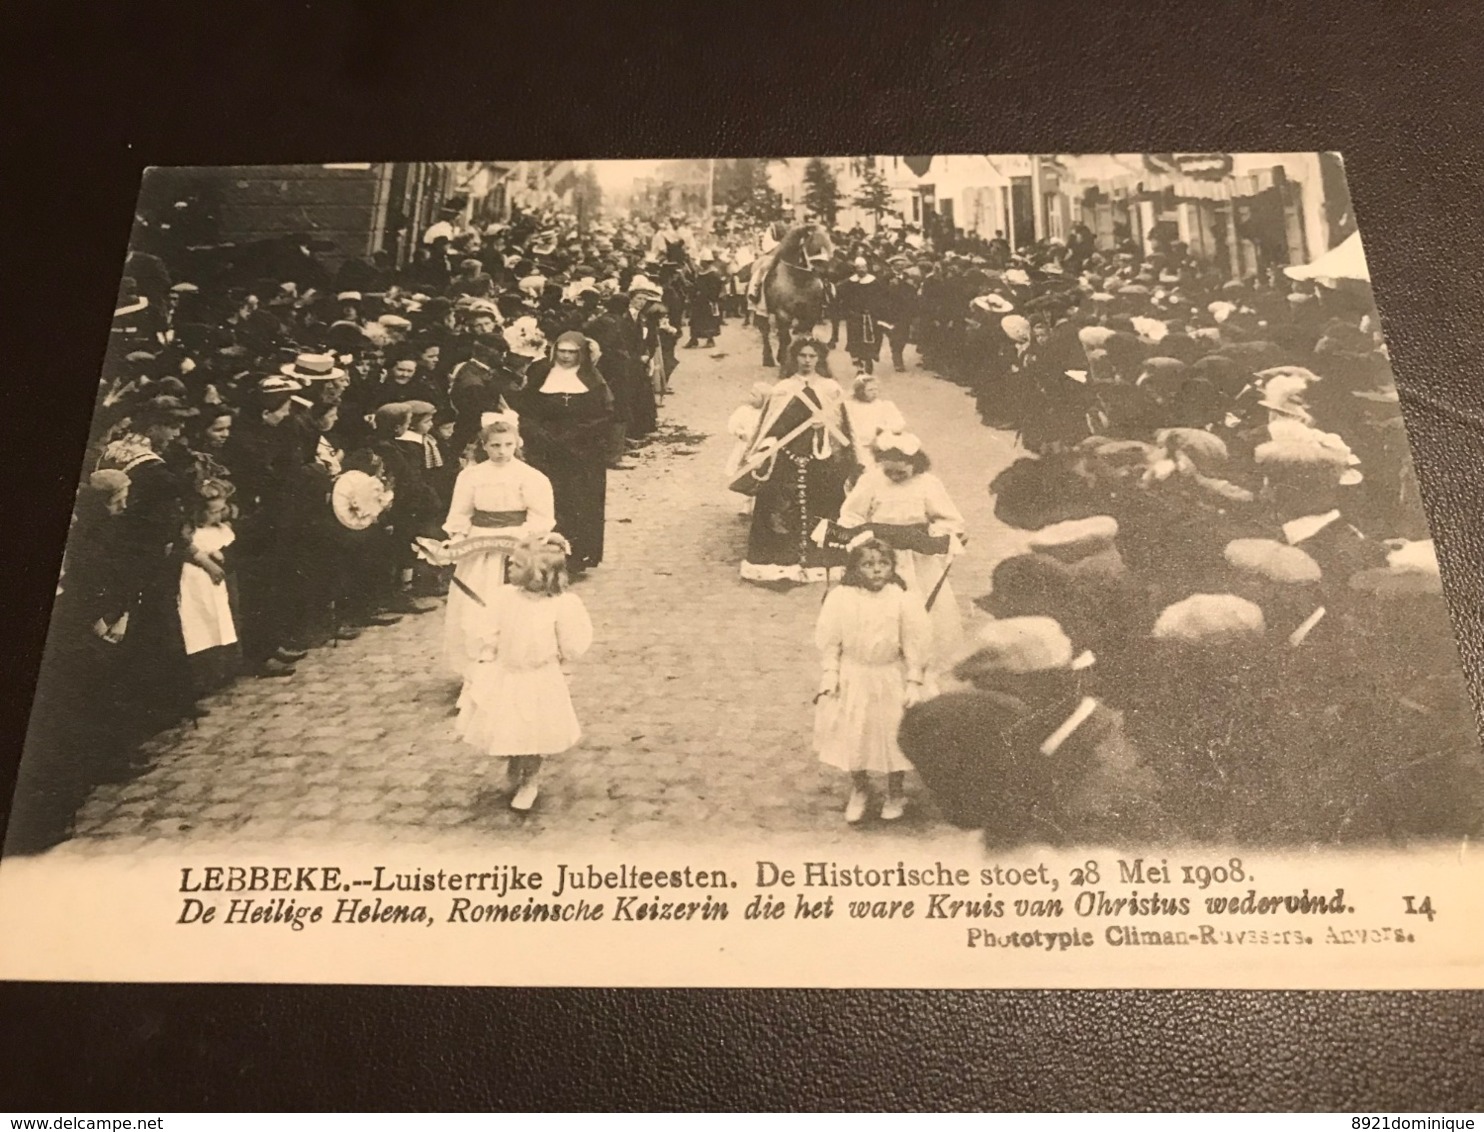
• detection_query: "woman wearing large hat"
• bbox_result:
[280,352,348,384]
[97,396,202,736]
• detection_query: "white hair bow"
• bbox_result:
[876,431,921,456]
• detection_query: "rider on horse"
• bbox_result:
[748,221,836,371]
[745,219,792,313]
[650,213,697,269]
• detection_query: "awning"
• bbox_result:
[1082,167,1281,203]
[1283,230,1370,284]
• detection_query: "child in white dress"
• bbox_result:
[814,538,932,823]
[843,373,906,474]
[838,432,967,682]
[442,419,556,679]
[456,534,593,812]
[178,479,241,693]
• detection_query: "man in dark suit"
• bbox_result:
[836,257,887,374]
[880,257,920,373]
[447,335,516,460]
[583,290,656,466]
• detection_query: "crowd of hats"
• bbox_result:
[91,202,744,523]
[898,234,1482,844]
[104,207,715,421]
[71,205,1483,847]
[66,204,721,733]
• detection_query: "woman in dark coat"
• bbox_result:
[96,396,199,738]
[584,293,657,456]
[685,255,724,348]
[6,473,140,852]
[511,331,615,573]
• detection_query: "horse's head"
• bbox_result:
[796,223,834,272]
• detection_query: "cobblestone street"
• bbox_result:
[64,321,1025,853]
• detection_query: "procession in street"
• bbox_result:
[6,154,1481,855]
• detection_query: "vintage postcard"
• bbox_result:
[1,153,1479,988]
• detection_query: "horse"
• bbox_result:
[753,223,834,372]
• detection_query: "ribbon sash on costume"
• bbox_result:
[413,533,527,567]
[811,519,953,556]
[729,386,850,495]
[471,509,528,528]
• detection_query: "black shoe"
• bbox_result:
[334,626,363,641]
[358,613,403,628]
[257,658,297,678]
[275,647,310,663]
[683,340,699,349]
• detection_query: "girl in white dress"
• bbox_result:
[843,373,906,474]
[442,419,556,679]
[814,538,932,823]
[838,432,967,681]
[178,479,241,693]
[456,534,594,812]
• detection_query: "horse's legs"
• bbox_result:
[777,316,797,377]
[827,317,840,349]
[759,316,775,368]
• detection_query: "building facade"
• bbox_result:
[133,162,470,277]
[872,152,1353,278]
[1055,152,1352,279]
[595,153,1349,277]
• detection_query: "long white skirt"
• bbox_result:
[456,660,581,757]
[814,657,912,775]
[896,550,964,674]
[179,562,237,655]
[442,550,509,679]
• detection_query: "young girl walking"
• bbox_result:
[837,431,967,685]
[814,537,932,823]
[455,533,593,812]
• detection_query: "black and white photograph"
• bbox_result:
[0,152,1480,988]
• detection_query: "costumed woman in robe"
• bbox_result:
[510,331,614,575]
[441,417,555,679]
[738,338,855,584]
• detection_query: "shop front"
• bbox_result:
[1068,154,1341,281]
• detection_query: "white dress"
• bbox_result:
[178,525,237,655]
[456,586,594,757]
[838,468,966,674]
[723,403,763,480]
[843,398,906,470]
[442,459,555,678]
[813,585,931,774]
